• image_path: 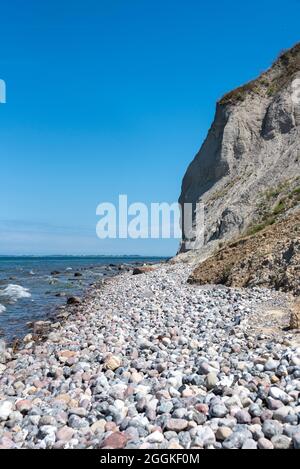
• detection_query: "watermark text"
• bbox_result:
[96,195,204,250]
[0,79,6,104]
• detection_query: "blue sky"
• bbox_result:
[0,0,299,256]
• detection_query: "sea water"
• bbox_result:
[0,256,165,343]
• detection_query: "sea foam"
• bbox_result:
[0,284,31,303]
[0,304,6,313]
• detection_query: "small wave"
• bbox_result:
[0,284,31,303]
[0,303,6,313]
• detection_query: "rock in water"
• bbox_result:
[67,296,81,305]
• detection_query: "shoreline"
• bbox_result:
[0,258,164,346]
[25,264,156,349]
[0,261,299,449]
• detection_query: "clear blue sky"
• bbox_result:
[0,0,299,256]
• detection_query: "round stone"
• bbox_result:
[292,433,300,449]
[90,419,106,434]
[271,435,291,450]
[236,410,251,424]
[145,430,164,443]
[242,439,257,449]
[165,418,188,432]
[222,430,252,450]
[193,426,216,447]
[210,404,227,418]
[104,355,122,371]
[172,408,187,419]
[262,420,283,439]
[158,401,173,414]
[273,407,290,422]
[257,438,274,450]
[16,400,32,414]
[56,426,74,442]
[249,403,262,417]
[0,401,13,421]
[264,359,279,372]
[206,372,218,390]
[290,355,300,367]
[198,362,211,375]
[101,432,127,449]
[189,410,207,425]
[39,415,57,426]
[216,427,232,441]
[269,387,289,402]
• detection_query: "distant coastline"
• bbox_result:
[0,255,169,259]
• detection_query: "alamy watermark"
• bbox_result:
[0,79,6,104]
[96,195,204,250]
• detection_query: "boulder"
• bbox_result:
[133,266,154,275]
[290,301,300,330]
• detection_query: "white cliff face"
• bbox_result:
[179,44,300,258]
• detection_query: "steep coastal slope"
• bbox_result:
[179,43,300,259]
[189,211,300,296]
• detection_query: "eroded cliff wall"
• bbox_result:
[179,44,300,260]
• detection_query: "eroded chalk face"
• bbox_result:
[291,78,300,105]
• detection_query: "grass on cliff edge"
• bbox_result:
[219,43,300,105]
[246,180,300,237]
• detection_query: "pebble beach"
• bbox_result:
[0,262,299,450]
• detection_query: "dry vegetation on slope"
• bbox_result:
[188,211,300,297]
[219,43,300,105]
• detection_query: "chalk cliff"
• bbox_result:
[179,43,300,261]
